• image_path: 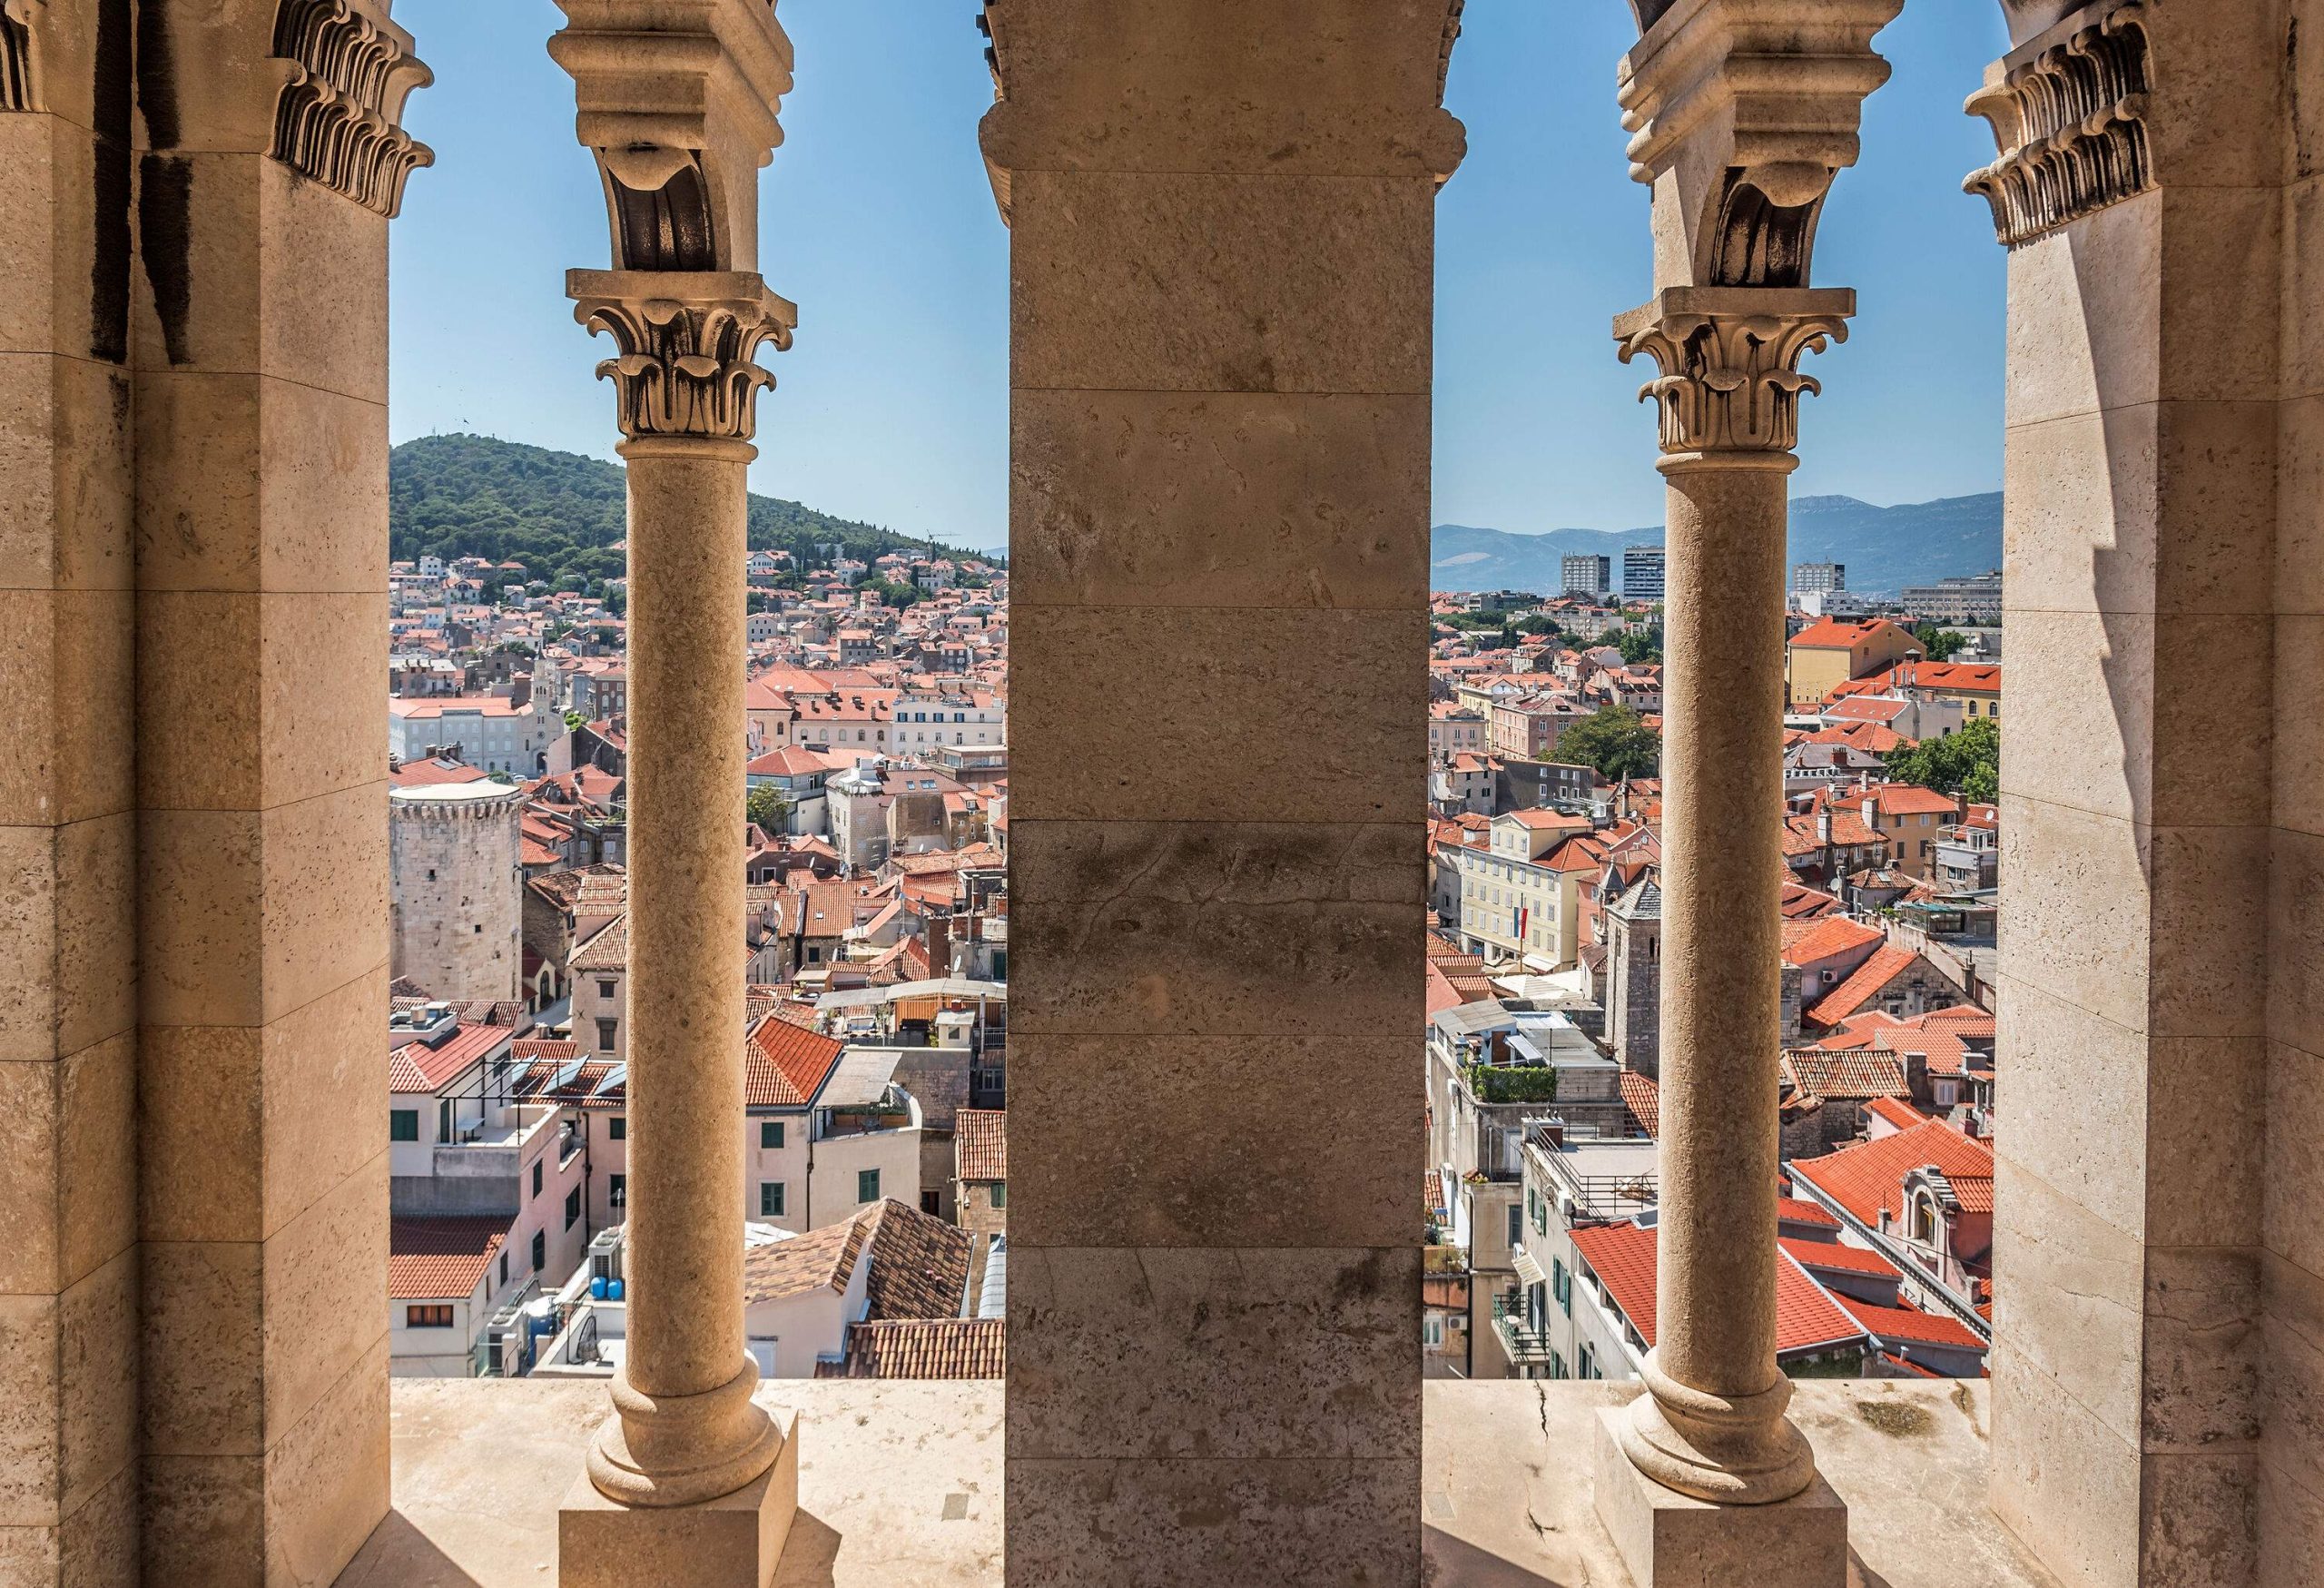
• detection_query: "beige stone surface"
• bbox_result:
[1007,390,1431,611]
[977,0,1461,179]
[137,591,388,813]
[0,351,135,592]
[1005,1031,1421,1248]
[1009,819,1420,1037]
[2276,616,2324,834]
[557,1427,796,1588]
[2266,1041,2324,1281]
[339,1378,2060,1588]
[1009,170,1434,396]
[139,784,389,1031]
[1009,607,1427,823]
[1006,1246,1420,1460]
[0,586,136,827]
[0,814,137,1066]
[133,371,389,595]
[1593,1410,1846,1588]
[140,965,391,1247]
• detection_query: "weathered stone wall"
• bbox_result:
[389,790,524,1003]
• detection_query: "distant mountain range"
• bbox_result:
[1430,492,2004,597]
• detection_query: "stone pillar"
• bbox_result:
[984,4,1462,1583]
[127,3,428,1583]
[549,7,802,1583]
[0,2,141,1576]
[1589,5,1899,1584]
[1964,4,2295,1583]
[1590,293,1854,1587]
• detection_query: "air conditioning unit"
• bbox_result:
[587,1226,625,1286]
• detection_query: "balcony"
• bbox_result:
[344,1377,2051,1587]
[1488,1291,1557,1368]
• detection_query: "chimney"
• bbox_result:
[1817,811,1834,844]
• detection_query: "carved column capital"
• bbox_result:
[1,0,40,112]
[1965,0,2152,249]
[567,269,796,444]
[269,0,435,217]
[1614,287,1854,458]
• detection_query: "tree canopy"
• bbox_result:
[1616,626,1663,665]
[389,434,978,594]
[1883,716,1999,804]
[1560,705,1660,783]
[1913,625,1969,663]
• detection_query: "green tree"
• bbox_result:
[1914,625,1968,663]
[1616,626,1663,665]
[746,784,793,833]
[1882,716,1999,803]
[1559,705,1660,783]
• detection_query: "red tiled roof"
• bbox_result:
[1777,1196,1842,1230]
[389,1022,513,1095]
[1866,1096,1931,1131]
[1779,1238,1901,1279]
[1790,1119,1996,1230]
[1837,1300,1987,1351]
[1780,914,1884,968]
[1619,1070,1660,1140]
[1789,617,1914,650]
[815,1318,1004,1380]
[1806,943,1924,1026]
[956,1110,1007,1182]
[1571,1221,1871,1356]
[745,1014,846,1107]
[1781,1049,1909,1101]
[389,1217,508,1300]
[1857,784,1959,817]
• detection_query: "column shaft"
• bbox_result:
[619,439,751,1397]
[1653,456,1791,1403]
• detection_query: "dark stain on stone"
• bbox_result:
[88,0,134,363]
[136,0,182,150]
[1855,1398,1933,1438]
[138,154,194,365]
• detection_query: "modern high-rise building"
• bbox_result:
[1901,570,2004,625]
[1622,544,1666,601]
[1560,554,1612,597]
[1792,561,1846,595]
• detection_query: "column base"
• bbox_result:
[1593,1409,1846,1588]
[559,1410,800,1588]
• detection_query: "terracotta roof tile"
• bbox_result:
[815,1317,1004,1379]
[956,1110,1007,1182]
[389,1217,508,1300]
[1805,943,1924,1026]
[1789,1119,1996,1230]
[1571,1221,1871,1356]
[1837,1299,1987,1351]
[746,1016,846,1107]
[1619,1070,1660,1140]
[1781,1049,1909,1101]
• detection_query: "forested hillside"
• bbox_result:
[388,434,976,593]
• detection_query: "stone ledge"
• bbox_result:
[338,1376,2055,1588]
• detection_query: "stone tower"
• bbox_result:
[1603,874,1662,1080]
[389,782,525,1002]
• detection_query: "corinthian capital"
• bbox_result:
[568,270,797,443]
[1614,287,1853,457]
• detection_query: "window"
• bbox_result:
[389,1110,419,1142]
[990,1182,1007,1209]
[1505,1203,1522,1252]
[596,1019,617,1051]
[760,1181,785,1218]
[405,1305,454,1329]
[439,1098,454,1140]
[531,1230,546,1273]
[857,1169,881,1204]
[498,1253,508,1287]
[531,1159,543,1198]
[760,1120,784,1149]
[1423,1313,1444,1348]
[1553,1258,1571,1315]
[597,979,615,999]
[609,1173,626,1208]
[608,1116,625,1141]
[565,1187,581,1230]
[1580,1344,1599,1380]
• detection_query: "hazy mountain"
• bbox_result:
[1430,491,2004,597]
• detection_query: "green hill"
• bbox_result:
[388,433,977,595]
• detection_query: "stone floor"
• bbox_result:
[339,1377,2060,1587]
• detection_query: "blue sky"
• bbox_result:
[389,2,2010,553]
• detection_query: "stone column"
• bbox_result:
[1963,5,2290,1584]
[550,6,802,1582]
[0,1,141,1574]
[1590,4,1898,1583]
[1592,293,1854,1584]
[128,3,428,1583]
[984,3,1462,1583]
